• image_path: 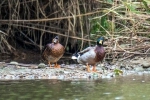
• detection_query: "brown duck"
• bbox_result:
[42,36,64,68]
[72,37,105,72]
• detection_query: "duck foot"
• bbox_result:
[92,66,97,72]
[86,64,91,72]
[54,63,60,68]
[48,62,52,68]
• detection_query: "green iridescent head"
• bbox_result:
[97,37,104,45]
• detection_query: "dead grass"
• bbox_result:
[0,0,149,60]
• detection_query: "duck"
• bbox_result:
[42,36,65,68]
[72,37,105,72]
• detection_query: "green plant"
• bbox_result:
[114,69,123,76]
[90,16,110,38]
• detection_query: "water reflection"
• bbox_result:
[0,74,150,100]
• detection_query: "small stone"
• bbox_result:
[59,71,64,74]
[137,72,143,75]
[51,76,57,79]
[142,62,150,68]
[81,75,87,79]
[30,65,38,69]
[105,75,112,79]
[64,71,70,74]
[10,61,18,65]
[134,66,144,72]
[38,63,46,68]
[101,75,107,78]
[58,75,64,79]
[60,64,65,68]
[93,73,98,77]
[88,75,91,79]
[107,73,114,77]
[146,67,150,71]
[0,62,6,68]
[16,66,21,69]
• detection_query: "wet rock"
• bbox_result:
[131,57,150,68]
[111,65,117,70]
[60,64,66,68]
[63,65,69,68]
[78,64,86,68]
[146,67,150,71]
[29,65,38,69]
[134,66,144,72]
[58,75,65,79]
[107,73,114,77]
[58,70,64,74]
[102,75,111,79]
[10,61,19,65]
[0,62,6,68]
[141,62,150,68]
[38,63,46,68]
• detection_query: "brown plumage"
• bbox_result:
[72,37,105,72]
[42,36,64,68]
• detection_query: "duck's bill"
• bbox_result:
[71,56,78,59]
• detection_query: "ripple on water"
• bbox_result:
[115,96,124,100]
[103,92,112,95]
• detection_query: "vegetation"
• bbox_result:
[0,0,150,60]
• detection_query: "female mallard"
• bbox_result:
[72,37,105,72]
[42,36,64,68]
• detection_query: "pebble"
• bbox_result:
[135,67,144,72]
[10,61,19,65]
[38,63,46,68]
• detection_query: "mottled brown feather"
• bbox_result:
[48,43,64,57]
[42,40,64,63]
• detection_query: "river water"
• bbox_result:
[0,74,150,100]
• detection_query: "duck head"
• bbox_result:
[97,37,104,46]
[53,36,59,44]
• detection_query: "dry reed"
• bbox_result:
[0,0,149,60]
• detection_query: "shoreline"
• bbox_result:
[0,61,150,80]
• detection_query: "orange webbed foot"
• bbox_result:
[92,66,97,72]
[48,62,52,68]
[86,64,91,72]
[54,63,61,68]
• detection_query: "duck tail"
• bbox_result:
[71,53,80,59]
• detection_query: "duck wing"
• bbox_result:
[42,43,53,61]
[79,46,95,54]
[77,47,97,65]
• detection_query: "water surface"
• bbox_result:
[0,74,150,100]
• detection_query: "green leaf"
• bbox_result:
[107,0,113,4]
[143,0,150,4]
[123,2,140,13]
[142,0,150,13]
[114,69,123,76]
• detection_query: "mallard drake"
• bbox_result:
[72,37,105,72]
[42,36,65,68]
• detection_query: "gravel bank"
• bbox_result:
[0,60,150,80]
